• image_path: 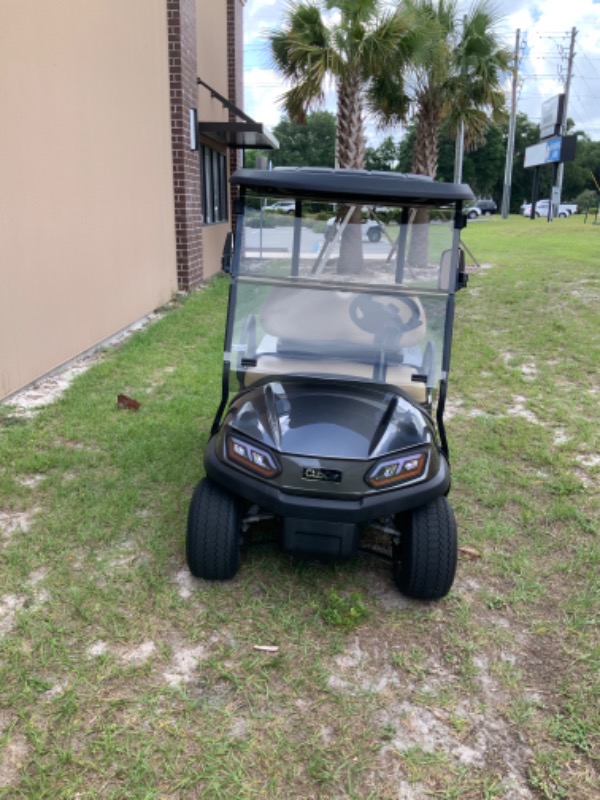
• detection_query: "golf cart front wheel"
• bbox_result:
[393,496,457,600]
[187,478,241,580]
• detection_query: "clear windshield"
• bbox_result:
[227,199,458,404]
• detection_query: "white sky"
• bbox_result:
[243,0,600,144]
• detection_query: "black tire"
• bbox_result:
[367,227,382,243]
[393,496,457,600]
[558,211,567,218]
[187,478,241,580]
[468,210,478,219]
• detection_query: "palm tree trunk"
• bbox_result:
[337,69,365,274]
[410,101,440,178]
[408,100,440,267]
[337,71,365,169]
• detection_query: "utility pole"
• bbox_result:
[453,15,468,184]
[555,27,577,204]
[454,121,464,184]
[501,29,520,218]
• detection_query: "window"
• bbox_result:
[201,144,228,224]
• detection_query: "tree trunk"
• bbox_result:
[408,98,441,268]
[337,70,365,274]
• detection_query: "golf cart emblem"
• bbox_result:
[302,467,342,483]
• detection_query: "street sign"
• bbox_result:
[524,135,577,169]
[540,95,565,140]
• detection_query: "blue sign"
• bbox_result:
[545,137,561,163]
[524,135,577,169]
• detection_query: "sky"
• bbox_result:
[242,0,600,145]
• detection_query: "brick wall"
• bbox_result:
[168,0,203,289]
[227,0,243,179]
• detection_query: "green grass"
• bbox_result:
[0,214,598,798]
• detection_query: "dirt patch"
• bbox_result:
[507,395,540,425]
[118,640,156,665]
[0,733,30,790]
[8,359,100,412]
[520,362,538,380]
[0,509,39,543]
[163,644,208,686]
[174,567,207,600]
[87,641,109,658]
[553,428,570,446]
[0,594,26,638]
[327,625,535,797]
[16,474,45,489]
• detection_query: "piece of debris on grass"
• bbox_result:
[116,394,141,411]
[253,645,279,653]
[459,546,482,560]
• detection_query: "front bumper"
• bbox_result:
[203,436,450,524]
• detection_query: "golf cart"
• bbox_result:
[187,168,473,600]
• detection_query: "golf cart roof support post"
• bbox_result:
[395,207,410,284]
[435,201,464,459]
[211,191,246,434]
[436,379,450,462]
[291,200,302,277]
[452,202,465,290]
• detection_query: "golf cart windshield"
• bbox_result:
[225,169,470,407]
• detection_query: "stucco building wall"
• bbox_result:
[1,0,250,401]
[0,0,178,399]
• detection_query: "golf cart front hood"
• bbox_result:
[225,379,432,459]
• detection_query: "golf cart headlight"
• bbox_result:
[366,452,427,488]
[226,435,280,478]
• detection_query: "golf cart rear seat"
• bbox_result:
[240,287,429,403]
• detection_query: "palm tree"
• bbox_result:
[383,0,511,180]
[371,0,510,265]
[269,0,409,272]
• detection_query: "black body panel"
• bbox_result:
[225,379,430,460]
[204,436,450,523]
[204,378,449,524]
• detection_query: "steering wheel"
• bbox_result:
[349,295,423,338]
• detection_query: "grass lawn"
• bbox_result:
[0,214,598,799]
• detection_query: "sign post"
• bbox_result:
[523,93,577,221]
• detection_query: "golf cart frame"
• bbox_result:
[188,168,473,600]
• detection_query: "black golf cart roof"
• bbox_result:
[231,167,474,207]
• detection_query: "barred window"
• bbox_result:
[201,144,228,224]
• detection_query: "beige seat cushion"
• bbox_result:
[239,286,429,403]
[243,355,427,404]
[260,287,426,349]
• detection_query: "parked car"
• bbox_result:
[520,199,578,218]
[326,216,384,242]
[264,201,296,214]
[465,199,497,219]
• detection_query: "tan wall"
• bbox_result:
[196,0,229,120]
[196,0,230,280]
[0,0,177,399]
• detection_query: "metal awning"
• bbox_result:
[197,121,279,150]
[197,78,279,150]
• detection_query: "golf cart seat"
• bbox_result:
[240,287,429,403]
